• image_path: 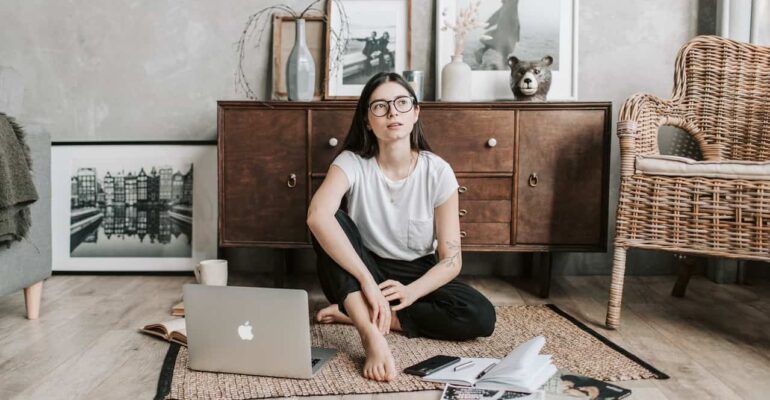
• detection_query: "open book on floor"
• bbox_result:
[139,317,187,346]
[423,336,557,393]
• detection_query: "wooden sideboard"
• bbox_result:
[217,101,611,296]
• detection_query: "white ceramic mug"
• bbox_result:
[194,259,228,286]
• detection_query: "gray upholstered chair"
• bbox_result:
[0,125,52,319]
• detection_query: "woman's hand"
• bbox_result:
[361,280,392,334]
[379,280,417,312]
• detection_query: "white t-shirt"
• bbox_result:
[332,150,459,261]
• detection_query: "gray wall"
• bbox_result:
[1,0,722,275]
[562,0,699,275]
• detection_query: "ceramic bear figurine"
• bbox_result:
[508,56,553,101]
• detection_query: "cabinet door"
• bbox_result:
[220,108,307,245]
[516,110,606,246]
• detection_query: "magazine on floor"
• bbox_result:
[424,336,557,393]
[541,370,631,400]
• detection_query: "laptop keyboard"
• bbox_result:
[311,358,321,367]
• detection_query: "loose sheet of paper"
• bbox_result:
[440,384,541,400]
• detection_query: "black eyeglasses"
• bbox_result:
[368,96,415,117]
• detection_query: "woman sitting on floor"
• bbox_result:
[306,72,496,382]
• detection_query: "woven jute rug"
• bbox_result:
[155,305,667,400]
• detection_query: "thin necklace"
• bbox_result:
[379,152,417,204]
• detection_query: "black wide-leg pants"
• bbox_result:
[311,209,496,340]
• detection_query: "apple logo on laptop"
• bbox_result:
[238,321,254,341]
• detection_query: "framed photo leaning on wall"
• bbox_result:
[51,141,217,271]
[436,0,578,101]
[324,0,412,99]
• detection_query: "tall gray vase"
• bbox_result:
[286,19,315,101]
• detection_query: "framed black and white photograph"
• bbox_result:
[51,142,217,271]
[324,0,412,99]
[436,0,578,100]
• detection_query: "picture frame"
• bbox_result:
[324,0,412,99]
[435,0,578,101]
[51,141,218,271]
[271,15,327,100]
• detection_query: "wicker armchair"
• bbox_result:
[607,36,770,329]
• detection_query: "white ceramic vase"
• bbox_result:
[286,19,315,101]
[441,55,472,101]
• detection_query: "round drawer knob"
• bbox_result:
[459,209,467,217]
[487,138,497,147]
[328,137,339,147]
[460,231,467,238]
[458,186,468,194]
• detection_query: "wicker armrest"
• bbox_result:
[616,93,705,177]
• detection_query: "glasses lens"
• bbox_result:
[394,97,413,113]
[370,101,388,116]
[369,97,414,116]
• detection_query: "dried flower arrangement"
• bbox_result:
[441,0,488,59]
[235,0,350,100]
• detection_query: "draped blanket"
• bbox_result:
[0,113,38,244]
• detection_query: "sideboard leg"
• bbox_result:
[522,253,534,279]
[273,249,289,288]
[671,254,695,298]
[531,252,552,298]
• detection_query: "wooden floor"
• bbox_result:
[1,273,769,400]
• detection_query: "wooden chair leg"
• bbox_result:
[23,280,43,320]
[606,247,628,330]
[671,254,696,297]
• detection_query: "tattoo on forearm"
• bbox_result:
[439,240,461,268]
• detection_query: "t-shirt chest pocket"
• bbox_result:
[407,218,434,252]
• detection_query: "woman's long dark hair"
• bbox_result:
[340,72,432,158]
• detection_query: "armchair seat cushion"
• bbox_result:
[636,155,770,180]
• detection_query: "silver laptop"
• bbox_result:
[183,284,336,378]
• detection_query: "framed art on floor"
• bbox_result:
[51,141,217,271]
[324,0,412,99]
[436,0,578,101]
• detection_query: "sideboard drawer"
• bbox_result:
[311,110,354,172]
[420,110,515,172]
[456,177,512,200]
[458,200,511,222]
[460,223,510,245]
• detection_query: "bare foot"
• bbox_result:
[361,329,398,382]
[316,304,353,325]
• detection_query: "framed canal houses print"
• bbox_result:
[51,142,217,271]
